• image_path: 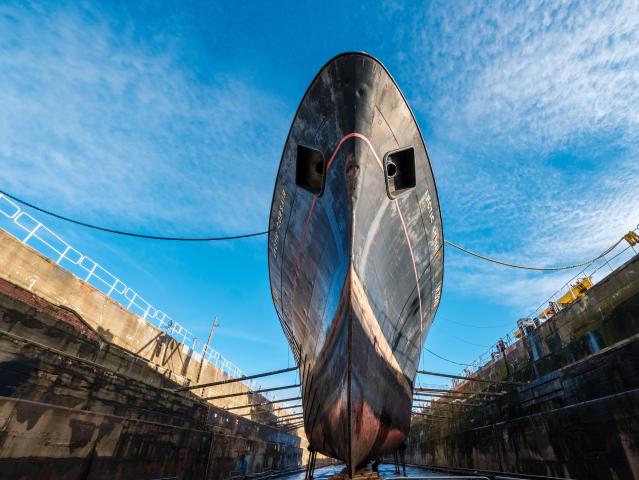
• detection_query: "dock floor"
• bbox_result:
[276,464,481,479]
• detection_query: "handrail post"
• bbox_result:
[56,245,70,264]
[85,262,98,282]
[22,222,41,244]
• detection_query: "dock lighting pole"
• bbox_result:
[196,316,219,392]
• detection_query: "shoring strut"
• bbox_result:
[174,366,298,392]
[411,411,452,419]
[417,369,525,386]
[414,392,490,401]
[269,415,304,425]
[283,422,304,432]
[273,412,304,421]
[204,383,300,401]
[241,404,302,417]
[224,396,302,411]
[415,387,503,397]
[271,403,302,412]
[413,399,482,408]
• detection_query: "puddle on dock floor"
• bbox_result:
[277,463,461,479]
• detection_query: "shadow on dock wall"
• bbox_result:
[0,271,302,479]
[407,254,639,479]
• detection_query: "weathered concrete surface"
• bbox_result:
[0,228,258,409]
[408,253,639,479]
[0,396,212,480]
[0,232,303,479]
[456,252,639,392]
[0,392,301,480]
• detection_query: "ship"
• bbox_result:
[268,52,444,474]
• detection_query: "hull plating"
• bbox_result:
[268,53,443,471]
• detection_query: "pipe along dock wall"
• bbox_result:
[408,253,639,479]
[0,230,302,479]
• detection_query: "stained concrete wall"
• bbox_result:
[408,253,639,479]
[0,275,302,479]
[0,396,213,480]
[0,229,304,478]
[409,336,639,479]
[452,252,639,394]
[0,229,264,410]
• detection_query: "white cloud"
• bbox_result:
[1,0,637,320]
[407,0,639,150]
[395,0,639,312]
[217,327,282,347]
[0,2,288,234]
[439,150,639,314]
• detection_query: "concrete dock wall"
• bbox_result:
[408,253,639,479]
[454,252,639,392]
[0,396,213,480]
[409,335,639,479]
[0,228,261,409]
[0,230,303,479]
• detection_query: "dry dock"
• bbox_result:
[1,212,639,480]
[407,251,639,479]
[0,228,302,479]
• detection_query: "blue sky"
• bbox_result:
[1,0,638,394]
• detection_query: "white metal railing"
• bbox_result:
[450,224,639,385]
[0,192,264,390]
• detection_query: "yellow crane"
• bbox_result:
[539,277,593,320]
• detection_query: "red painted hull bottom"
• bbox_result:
[302,277,412,472]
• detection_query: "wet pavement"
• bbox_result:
[276,463,485,479]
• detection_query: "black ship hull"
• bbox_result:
[268,53,443,473]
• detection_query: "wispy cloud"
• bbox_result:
[1,0,637,323]
[0,2,288,234]
[216,327,282,347]
[391,0,639,312]
[405,0,639,151]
